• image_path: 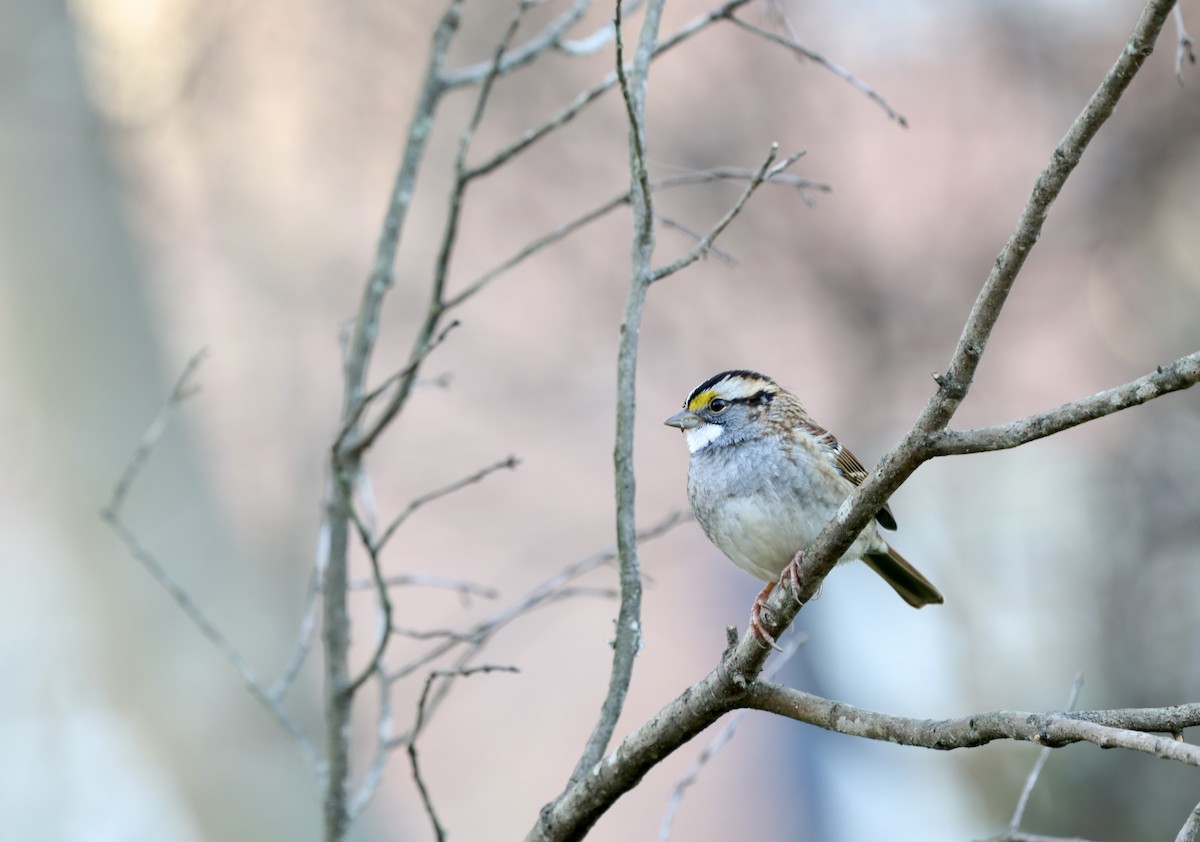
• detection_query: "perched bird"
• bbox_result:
[665,369,942,645]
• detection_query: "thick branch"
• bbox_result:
[746,683,1200,765]
[565,0,663,787]
[931,351,1200,456]
[323,4,465,839]
[1177,799,1200,842]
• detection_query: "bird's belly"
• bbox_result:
[701,495,827,581]
[688,454,877,583]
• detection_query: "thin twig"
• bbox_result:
[386,509,689,687]
[340,456,519,700]
[106,349,207,514]
[333,319,461,452]
[727,12,908,126]
[1008,673,1085,833]
[467,0,758,181]
[340,476,395,698]
[559,0,648,55]
[348,666,394,821]
[374,456,519,552]
[442,0,592,88]
[268,566,322,702]
[352,5,528,457]
[656,632,806,842]
[649,146,802,283]
[654,212,737,265]
[100,350,324,783]
[1175,4,1196,85]
[443,163,825,312]
[390,626,478,642]
[408,665,520,842]
[348,572,499,602]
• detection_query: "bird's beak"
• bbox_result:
[664,409,702,430]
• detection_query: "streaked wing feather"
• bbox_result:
[796,416,898,531]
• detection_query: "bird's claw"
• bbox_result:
[749,581,783,651]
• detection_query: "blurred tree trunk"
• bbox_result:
[0,1,318,838]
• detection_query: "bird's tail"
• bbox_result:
[863,544,944,608]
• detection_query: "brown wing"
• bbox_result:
[796,416,898,531]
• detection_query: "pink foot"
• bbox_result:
[782,549,805,604]
[749,581,782,651]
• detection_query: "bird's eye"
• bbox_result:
[709,398,728,413]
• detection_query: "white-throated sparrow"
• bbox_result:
[665,370,942,644]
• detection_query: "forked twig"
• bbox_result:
[649,146,804,282]
[101,350,324,783]
[375,456,519,552]
[408,665,520,841]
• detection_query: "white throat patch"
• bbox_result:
[684,423,722,454]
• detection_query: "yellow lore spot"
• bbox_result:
[687,389,717,413]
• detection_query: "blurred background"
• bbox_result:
[3,0,1200,839]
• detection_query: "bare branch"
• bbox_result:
[352,5,528,457]
[441,0,592,88]
[443,163,826,311]
[931,351,1200,456]
[1007,673,1085,834]
[334,319,461,451]
[982,834,1099,842]
[340,479,395,698]
[649,146,803,283]
[268,566,322,702]
[349,572,499,602]
[727,13,908,126]
[105,349,207,515]
[387,509,689,688]
[746,684,1200,766]
[321,5,468,835]
[374,456,519,552]
[1176,799,1200,842]
[348,667,393,821]
[653,212,737,265]
[101,351,324,783]
[558,0,648,55]
[466,0,757,181]
[408,665,520,842]
[656,633,806,842]
[390,626,478,642]
[562,0,663,788]
[1175,4,1196,85]
[342,0,462,421]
